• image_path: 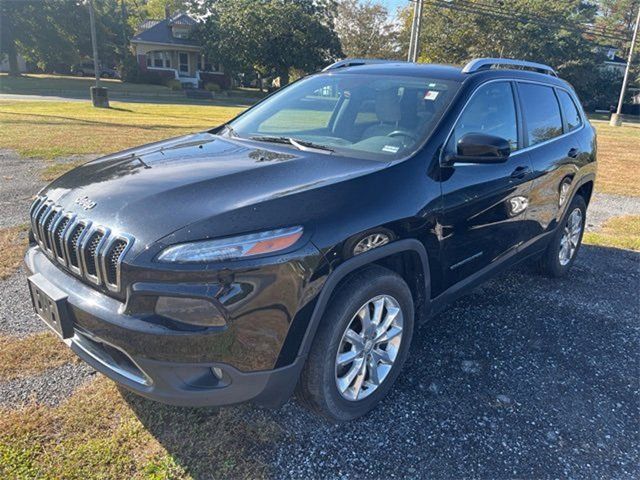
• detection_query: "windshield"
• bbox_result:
[226,73,460,161]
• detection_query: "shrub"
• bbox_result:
[166,79,182,91]
[205,82,221,93]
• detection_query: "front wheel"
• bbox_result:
[297,265,414,422]
[538,194,587,277]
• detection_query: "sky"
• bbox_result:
[381,0,410,18]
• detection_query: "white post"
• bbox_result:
[88,0,100,88]
[610,7,640,127]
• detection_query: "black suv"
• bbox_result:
[26,58,596,421]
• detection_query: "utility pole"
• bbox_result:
[611,6,640,126]
[88,0,109,107]
[88,0,100,88]
[407,0,424,62]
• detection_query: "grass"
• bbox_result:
[0,225,29,280]
[0,100,244,159]
[590,122,640,197]
[0,377,281,479]
[0,99,637,195]
[584,215,640,251]
[0,73,178,96]
[0,332,77,382]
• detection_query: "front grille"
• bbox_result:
[67,223,86,268]
[53,215,71,261]
[29,195,133,293]
[83,231,104,277]
[105,239,128,286]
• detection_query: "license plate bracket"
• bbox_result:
[28,273,74,339]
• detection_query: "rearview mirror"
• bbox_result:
[445,133,511,165]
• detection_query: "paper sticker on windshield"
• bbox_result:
[382,145,399,153]
[424,90,439,101]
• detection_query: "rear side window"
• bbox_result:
[450,81,518,152]
[557,89,582,132]
[518,83,563,146]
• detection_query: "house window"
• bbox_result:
[154,54,163,68]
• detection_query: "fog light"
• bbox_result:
[155,296,226,327]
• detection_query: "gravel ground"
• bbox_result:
[586,192,640,231]
[0,149,638,477]
[0,362,96,408]
[0,266,48,338]
[0,149,96,229]
[0,149,46,229]
[260,246,639,479]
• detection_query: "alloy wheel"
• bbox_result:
[334,295,403,401]
[559,208,583,266]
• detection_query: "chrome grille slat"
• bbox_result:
[29,196,133,293]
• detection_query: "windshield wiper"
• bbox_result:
[249,136,334,154]
[221,124,238,138]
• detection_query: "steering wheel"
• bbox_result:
[387,130,418,143]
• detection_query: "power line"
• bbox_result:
[426,0,633,43]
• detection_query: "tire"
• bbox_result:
[297,265,414,422]
[538,194,587,278]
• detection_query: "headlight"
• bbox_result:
[156,226,303,263]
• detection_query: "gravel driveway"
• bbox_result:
[1,149,638,478]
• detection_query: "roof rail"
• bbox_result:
[462,58,557,76]
[322,58,397,72]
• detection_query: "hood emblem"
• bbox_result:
[75,196,97,210]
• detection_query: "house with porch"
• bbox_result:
[131,12,229,89]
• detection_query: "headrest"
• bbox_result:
[375,88,401,124]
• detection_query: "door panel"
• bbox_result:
[438,81,535,289]
[517,83,585,240]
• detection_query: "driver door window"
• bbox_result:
[450,82,518,152]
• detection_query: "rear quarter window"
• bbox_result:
[518,83,563,146]
[557,89,583,132]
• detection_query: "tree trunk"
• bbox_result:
[6,46,20,76]
[0,2,21,77]
[257,72,264,92]
[279,69,290,88]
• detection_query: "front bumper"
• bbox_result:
[24,246,313,407]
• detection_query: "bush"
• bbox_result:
[166,79,182,91]
[204,82,221,93]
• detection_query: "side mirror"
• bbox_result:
[444,133,511,165]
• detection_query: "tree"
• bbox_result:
[1,0,131,74]
[397,0,627,109]
[194,0,343,86]
[334,0,400,59]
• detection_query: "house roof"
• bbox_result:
[132,13,199,47]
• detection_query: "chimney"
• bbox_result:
[165,5,170,20]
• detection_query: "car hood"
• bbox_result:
[41,132,384,250]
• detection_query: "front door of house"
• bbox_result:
[179,53,189,75]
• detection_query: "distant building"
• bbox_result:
[598,45,627,76]
[130,12,228,89]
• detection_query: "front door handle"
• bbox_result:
[568,147,579,158]
[510,165,531,179]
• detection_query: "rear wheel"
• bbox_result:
[297,265,414,422]
[538,194,587,277]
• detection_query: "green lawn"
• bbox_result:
[0,98,638,196]
[0,100,244,159]
[0,73,178,97]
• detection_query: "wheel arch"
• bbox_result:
[296,239,430,361]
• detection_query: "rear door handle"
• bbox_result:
[510,166,531,179]
[568,148,579,158]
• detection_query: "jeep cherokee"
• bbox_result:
[25,58,596,421]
